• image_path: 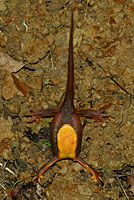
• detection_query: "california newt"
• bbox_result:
[27,8,109,184]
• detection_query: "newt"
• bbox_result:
[27,8,109,184]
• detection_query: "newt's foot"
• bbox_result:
[93,110,109,123]
[25,110,43,123]
[91,171,104,184]
[32,173,44,184]
[91,102,112,122]
[94,103,112,122]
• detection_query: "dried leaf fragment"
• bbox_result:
[2,74,17,100]
[11,74,31,99]
[0,52,24,73]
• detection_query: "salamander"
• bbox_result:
[27,8,109,184]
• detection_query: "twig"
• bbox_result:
[23,20,28,32]
[0,162,16,176]
[0,183,6,190]
[97,63,131,96]
[108,75,130,95]
[50,50,54,69]
[115,175,129,200]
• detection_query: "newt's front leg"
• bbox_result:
[76,103,111,122]
[76,109,109,122]
[26,108,60,123]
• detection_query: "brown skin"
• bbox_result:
[27,8,109,184]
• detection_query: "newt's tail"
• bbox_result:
[63,9,75,106]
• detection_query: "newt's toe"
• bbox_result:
[91,172,104,184]
[32,174,44,184]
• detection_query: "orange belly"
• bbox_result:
[57,124,77,159]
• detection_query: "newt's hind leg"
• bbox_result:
[75,156,104,184]
[33,156,59,184]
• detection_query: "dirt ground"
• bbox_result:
[0,0,134,199]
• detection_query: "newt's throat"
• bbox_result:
[57,124,77,159]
